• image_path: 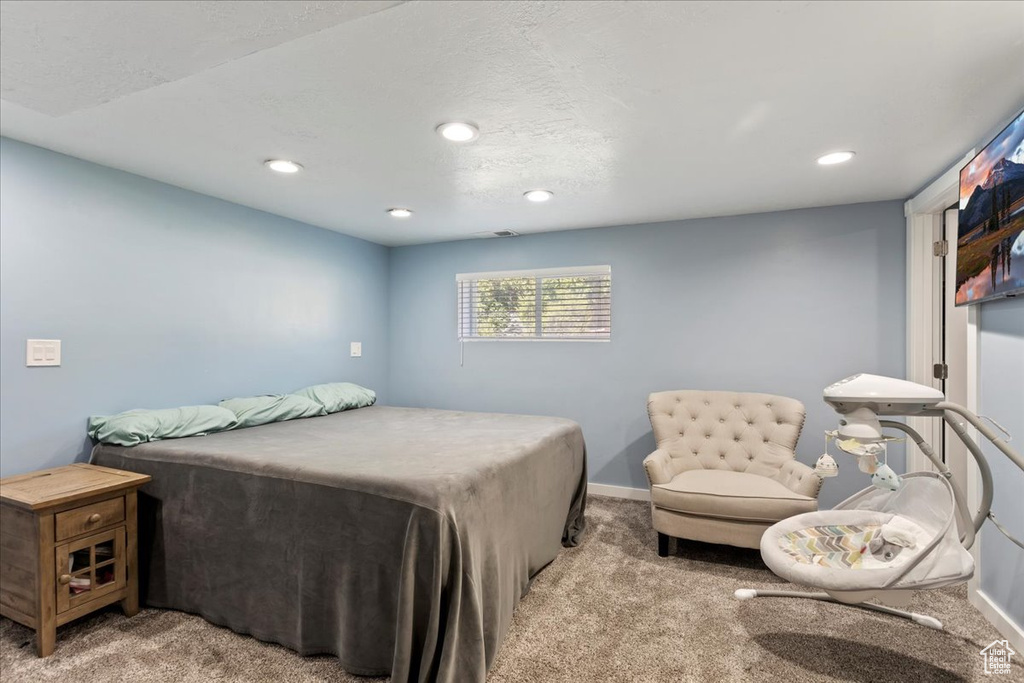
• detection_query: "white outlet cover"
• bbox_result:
[350,341,362,357]
[27,339,61,366]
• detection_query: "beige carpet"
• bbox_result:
[2,495,1020,682]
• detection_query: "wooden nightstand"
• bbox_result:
[0,463,151,656]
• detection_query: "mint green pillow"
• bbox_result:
[219,394,326,429]
[291,382,376,414]
[88,405,239,446]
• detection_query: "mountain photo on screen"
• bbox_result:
[956,110,1024,305]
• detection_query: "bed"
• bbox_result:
[90,405,587,682]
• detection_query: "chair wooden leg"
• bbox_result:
[657,532,670,557]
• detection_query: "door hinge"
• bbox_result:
[933,240,949,257]
[933,363,948,380]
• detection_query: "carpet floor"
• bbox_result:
[2,495,1019,682]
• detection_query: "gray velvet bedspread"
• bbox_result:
[90,406,587,682]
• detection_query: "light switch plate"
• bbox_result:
[27,339,61,366]
[350,341,362,358]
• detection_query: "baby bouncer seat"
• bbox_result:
[754,472,973,627]
[736,374,1023,630]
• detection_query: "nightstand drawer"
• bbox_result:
[55,497,125,541]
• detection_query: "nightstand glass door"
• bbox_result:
[55,528,126,613]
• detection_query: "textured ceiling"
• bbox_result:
[1,0,1023,246]
[0,1,405,115]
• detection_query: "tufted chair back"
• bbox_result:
[647,390,806,479]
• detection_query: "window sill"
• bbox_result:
[458,338,610,343]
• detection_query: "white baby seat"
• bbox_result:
[760,472,974,605]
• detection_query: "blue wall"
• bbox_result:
[0,138,391,476]
[978,296,1024,626]
[388,202,907,508]
[0,139,908,510]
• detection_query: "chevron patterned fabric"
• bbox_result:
[780,524,881,569]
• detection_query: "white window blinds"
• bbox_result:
[457,266,611,341]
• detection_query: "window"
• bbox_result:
[457,266,611,341]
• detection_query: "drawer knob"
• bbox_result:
[59,574,71,585]
[87,513,102,523]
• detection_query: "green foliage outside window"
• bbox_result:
[474,277,536,337]
[468,275,610,338]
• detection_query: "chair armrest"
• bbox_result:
[643,449,675,487]
[776,459,822,499]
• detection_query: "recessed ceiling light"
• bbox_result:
[264,159,303,173]
[817,151,855,166]
[524,189,553,203]
[436,122,479,142]
[387,208,413,218]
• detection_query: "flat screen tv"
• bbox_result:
[956,109,1024,305]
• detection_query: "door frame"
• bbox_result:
[904,150,975,474]
[904,150,982,579]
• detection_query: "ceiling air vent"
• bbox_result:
[469,229,521,239]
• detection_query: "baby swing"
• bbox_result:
[736,374,1024,630]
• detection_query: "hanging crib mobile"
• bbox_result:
[736,374,1024,630]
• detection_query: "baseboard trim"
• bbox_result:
[969,586,1024,653]
[587,483,650,501]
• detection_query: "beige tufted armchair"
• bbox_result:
[644,390,822,555]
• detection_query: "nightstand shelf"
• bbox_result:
[0,463,151,656]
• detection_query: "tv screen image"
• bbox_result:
[956,110,1024,305]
